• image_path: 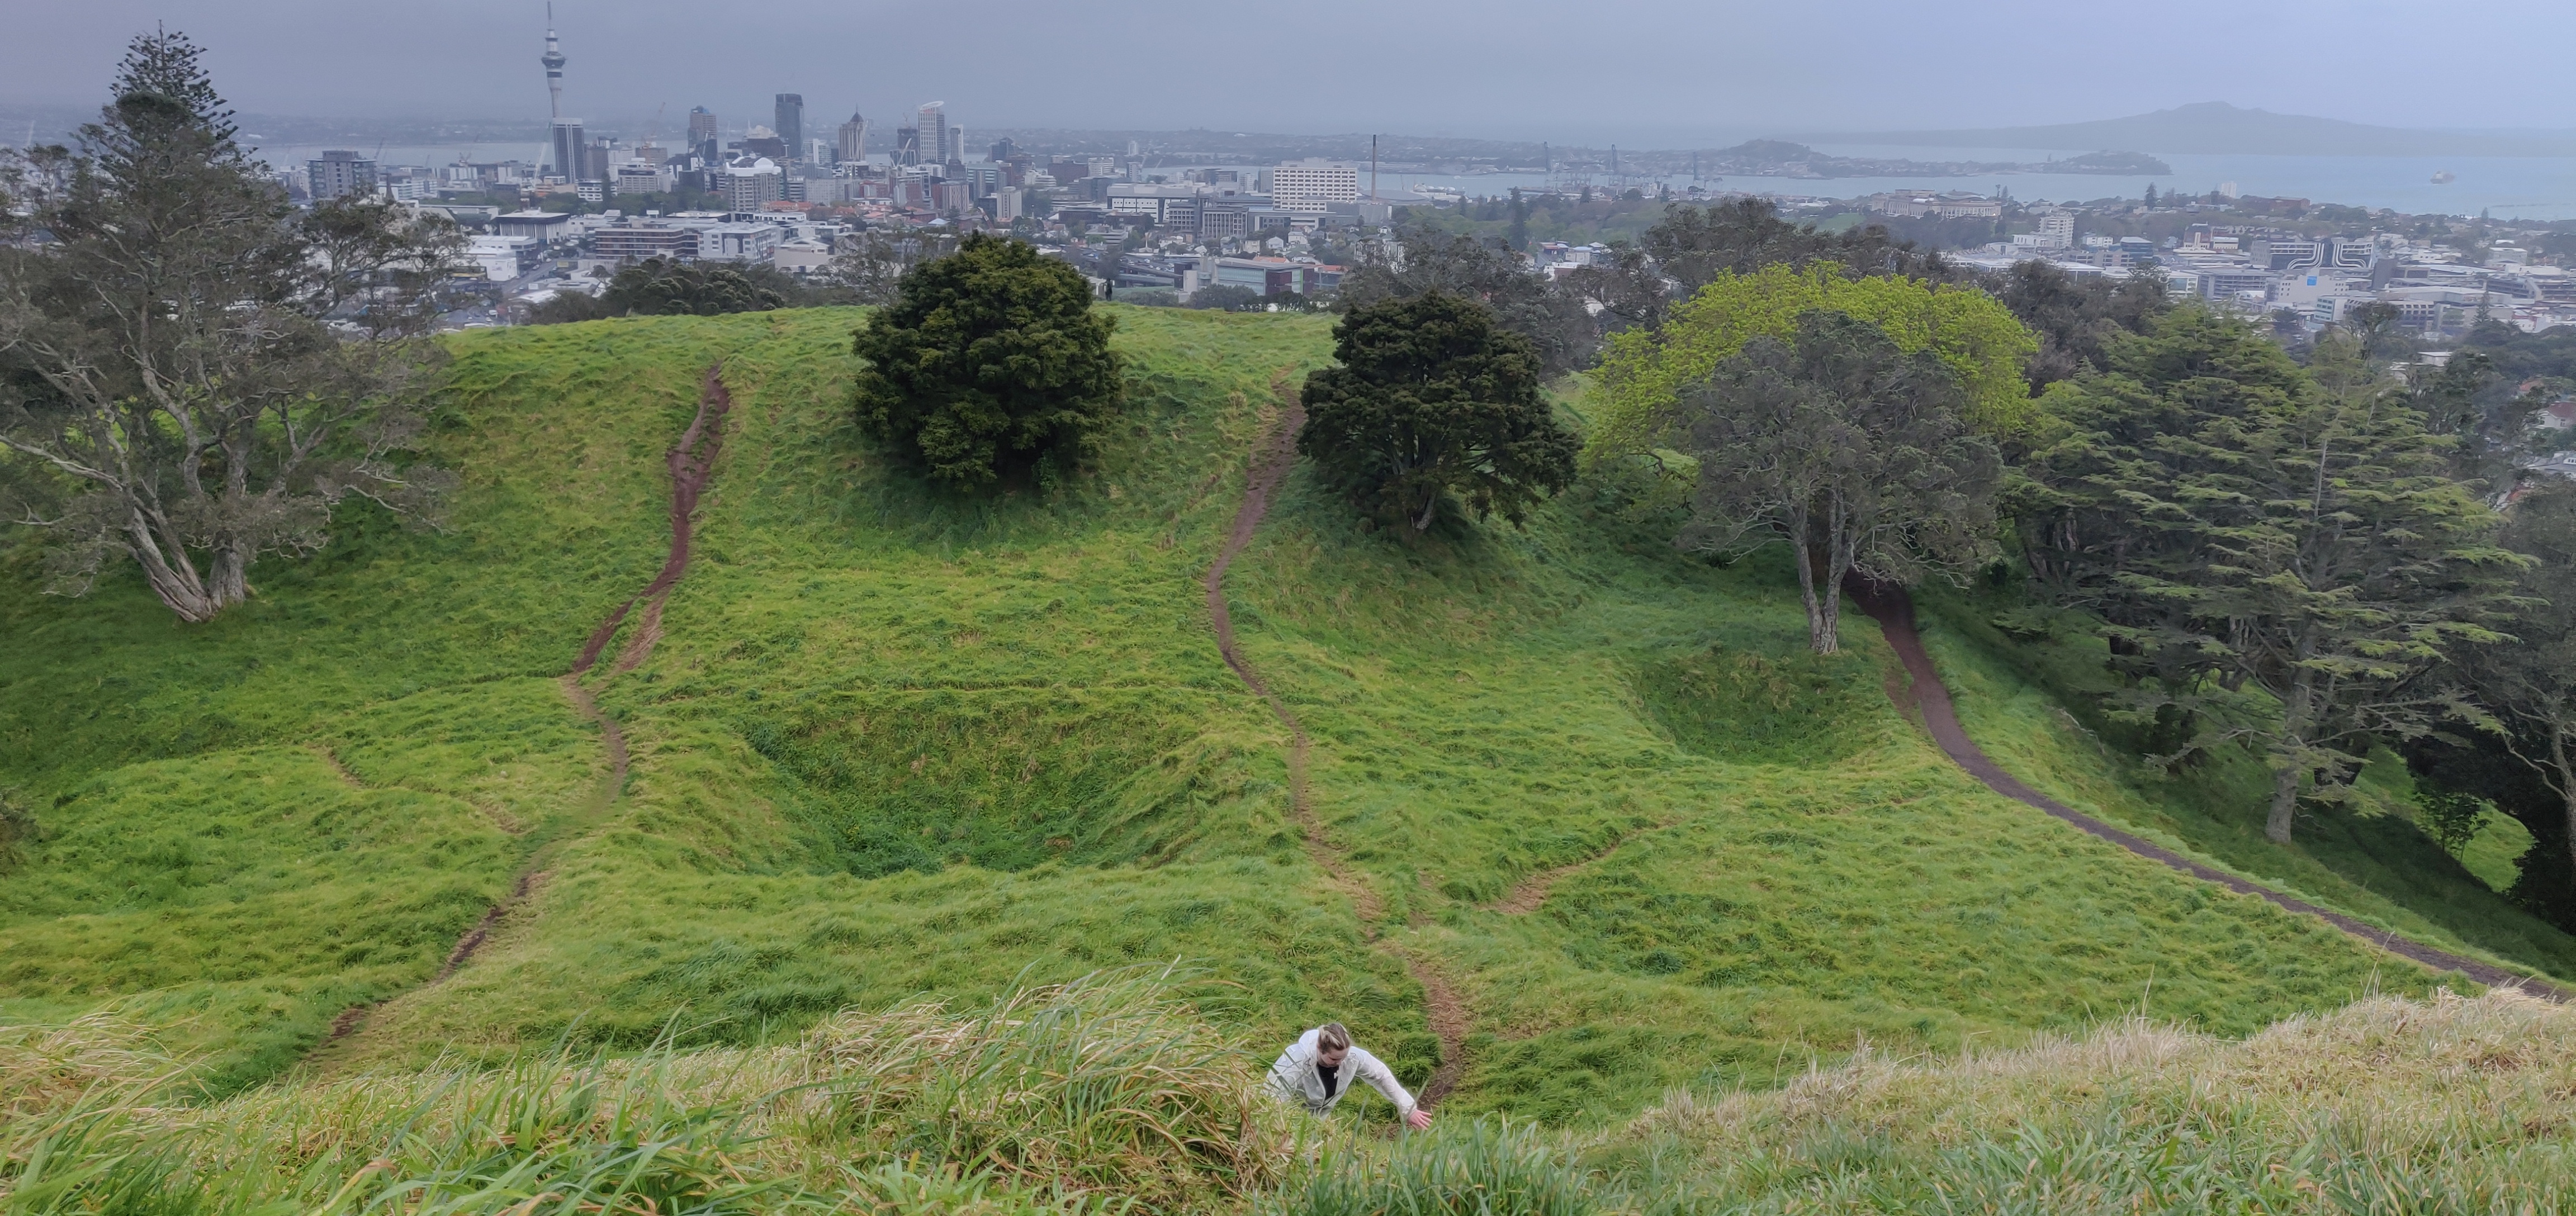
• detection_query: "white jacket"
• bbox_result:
[1266,1027,1416,1118]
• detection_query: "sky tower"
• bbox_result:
[541,4,567,120]
[541,4,584,182]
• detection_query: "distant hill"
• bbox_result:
[1816,102,2576,157]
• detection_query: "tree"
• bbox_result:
[1677,310,2001,653]
[1507,188,1530,252]
[1187,284,1267,312]
[1589,263,2035,470]
[1336,225,1597,375]
[1987,259,2170,389]
[1298,291,1578,533]
[2010,307,2313,758]
[827,228,960,306]
[2020,321,2518,843]
[1642,198,1952,296]
[850,233,1123,490]
[2404,483,2576,929]
[0,30,461,623]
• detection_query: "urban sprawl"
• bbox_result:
[285,18,2569,339]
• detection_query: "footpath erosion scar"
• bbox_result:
[311,365,733,1063]
[1845,574,2572,1001]
[1204,377,1471,1108]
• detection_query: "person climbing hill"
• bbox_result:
[1267,1022,1432,1129]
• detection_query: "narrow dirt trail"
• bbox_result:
[1845,574,2570,1001]
[311,365,730,1061]
[1202,377,1471,1108]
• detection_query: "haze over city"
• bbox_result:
[6,0,2576,141]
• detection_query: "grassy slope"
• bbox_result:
[0,306,2540,1120]
[1914,591,2576,981]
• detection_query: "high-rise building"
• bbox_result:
[307,150,377,199]
[774,94,804,164]
[945,124,965,164]
[1271,159,1360,211]
[720,159,783,211]
[837,110,868,164]
[989,136,1016,163]
[688,107,718,163]
[894,124,921,166]
[551,118,586,182]
[916,102,946,169]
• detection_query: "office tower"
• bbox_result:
[551,118,586,182]
[307,150,377,199]
[916,102,946,169]
[837,110,868,164]
[989,136,1016,163]
[774,94,804,164]
[945,124,965,164]
[894,124,921,166]
[689,106,719,163]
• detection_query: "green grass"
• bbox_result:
[0,303,2560,1130]
[1914,586,2576,981]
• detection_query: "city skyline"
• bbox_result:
[4,1,2574,148]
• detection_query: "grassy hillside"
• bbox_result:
[0,306,2558,1122]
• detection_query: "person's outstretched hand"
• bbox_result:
[1405,1108,1433,1130]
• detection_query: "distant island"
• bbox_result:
[1811,101,2576,158]
[1703,140,2169,178]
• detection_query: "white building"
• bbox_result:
[700,222,782,263]
[467,235,543,281]
[719,159,784,212]
[1271,159,1360,211]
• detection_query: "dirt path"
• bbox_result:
[1844,574,2570,1001]
[1202,377,1470,1108]
[311,367,726,1060]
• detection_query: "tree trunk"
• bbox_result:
[124,509,225,623]
[2265,762,2301,844]
[1788,506,1825,653]
[2265,674,2314,844]
[1412,487,1439,532]
[2552,724,2576,885]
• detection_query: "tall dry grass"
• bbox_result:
[0,966,1283,1216]
[1613,989,2576,1213]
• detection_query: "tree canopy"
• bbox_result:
[0,29,460,621]
[1642,198,1949,294]
[1589,263,2036,468]
[850,233,1124,490]
[1677,310,2000,653]
[2016,315,2518,842]
[1298,291,1578,533]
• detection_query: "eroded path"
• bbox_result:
[1845,574,2569,1001]
[1203,377,1472,1108]
[310,365,732,1063]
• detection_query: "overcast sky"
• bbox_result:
[6,0,2573,145]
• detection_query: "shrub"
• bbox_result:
[1298,291,1578,532]
[851,233,1125,490]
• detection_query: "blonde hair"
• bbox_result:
[1317,1023,1351,1052]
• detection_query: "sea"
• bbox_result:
[248,140,2576,222]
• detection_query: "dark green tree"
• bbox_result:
[1336,225,1597,374]
[2020,318,2518,843]
[1298,291,1578,533]
[1507,188,1529,252]
[850,233,1124,490]
[0,30,461,622]
[1677,311,2001,653]
[1987,259,2170,388]
[2405,483,2576,929]
[1642,198,1951,295]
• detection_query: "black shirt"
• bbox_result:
[1316,1061,1340,1098]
